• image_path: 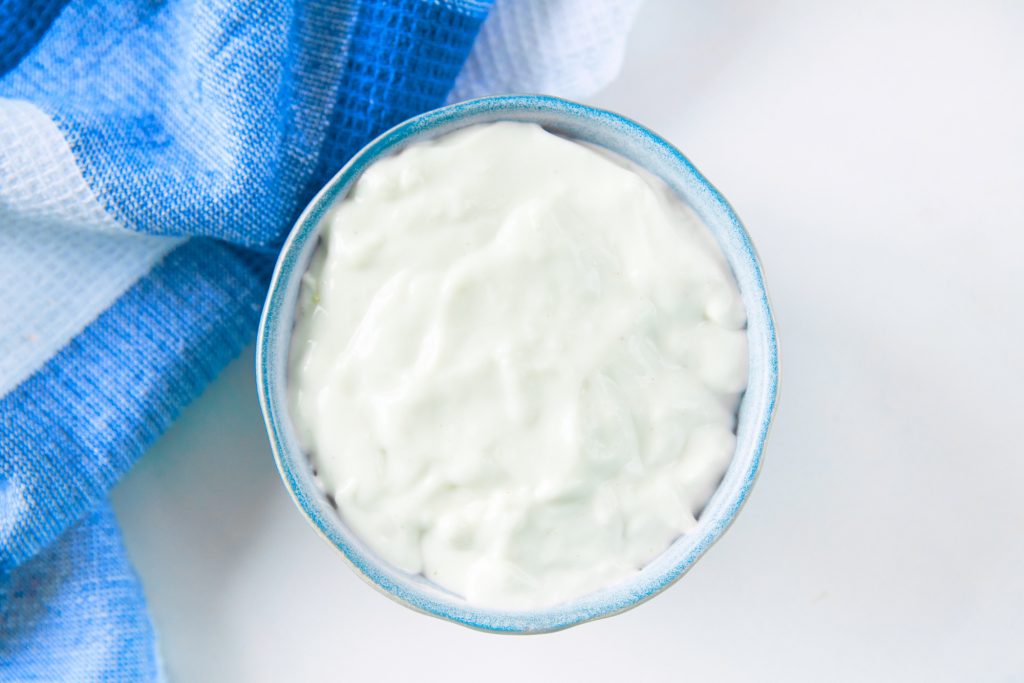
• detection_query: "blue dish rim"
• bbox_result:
[256,94,779,634]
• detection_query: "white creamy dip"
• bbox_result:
[289,122,747,610]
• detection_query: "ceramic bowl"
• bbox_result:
[256,95,778,634]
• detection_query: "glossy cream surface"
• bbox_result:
[289,122,747,609]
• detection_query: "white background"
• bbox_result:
[112,1,1024,680]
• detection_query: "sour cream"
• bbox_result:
[288,122,747,610]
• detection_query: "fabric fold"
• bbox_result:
[0,241,273,576]
[1,1,496,675]
[0,503,160,681]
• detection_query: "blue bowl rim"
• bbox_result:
[256,94,779,634]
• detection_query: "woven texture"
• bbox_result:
[0,0,488,247]
[0,0,492,678]
[0,0,636,677]
[0,504,159,681]
[0,98,180,396]
[0,0,70,77]
[451,0,643,101]
[0,241,273,575]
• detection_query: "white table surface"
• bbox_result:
[111,2,1024,680]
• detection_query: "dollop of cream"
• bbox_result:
[289,122,747,609]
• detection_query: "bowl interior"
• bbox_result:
[256,95,778,633]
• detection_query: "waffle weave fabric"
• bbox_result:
[0,0,640,678]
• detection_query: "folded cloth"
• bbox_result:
[0,0,640,678]
[0,504,159,679]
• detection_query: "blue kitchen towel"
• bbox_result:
[0,0,493,678]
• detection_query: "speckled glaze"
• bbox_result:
[256,95,778,634]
